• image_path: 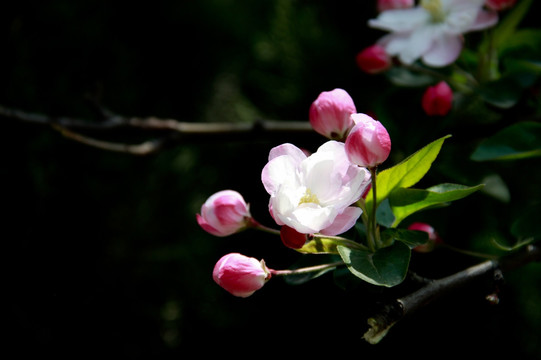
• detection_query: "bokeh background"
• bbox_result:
[3,1,540,358]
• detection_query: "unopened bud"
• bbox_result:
[345,113,391,168]
[309,88,357,140]
[213,253,271,297]
[197,190,251,237]
[422,81,453,116]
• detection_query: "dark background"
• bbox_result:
[3,1,540,358]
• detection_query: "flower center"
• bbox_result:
[298,188,320,206]
[421,0,445,23]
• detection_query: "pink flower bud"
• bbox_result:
[377,0,414,12]
[356,45,392,74]
[280,225,308,249]
[213,253,271,297]
[408,222,442,253]
[345,113,391,168]
[309,88,357,140]
[196,190,251,237]
[422,81,453,116]
[485,0,517,11]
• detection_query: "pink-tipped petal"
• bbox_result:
[319,206,363,236]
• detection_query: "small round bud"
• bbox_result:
[309,88,357,140]
[345,113,391,168]
[356,45,392,74]
[280,225,309,249]
[196,190,251,237]
[422,81,453,116]
[408,222,442,253]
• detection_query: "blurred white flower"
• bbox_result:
[369,0,498,67]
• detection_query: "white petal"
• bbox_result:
[319,206,363,236]
[399,25,438,65]
[268,143,307,162]
[444,0,485,12]
[422,33,463,67]
[304,159,341,202]
[379,33,411,57]
[368,7,430,33]
[466,9,498,32]
[261,155,300,195]
[289,204,336,233]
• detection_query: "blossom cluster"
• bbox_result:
[197,0,514,298]
[198,88,393,297]
[355,0,518,117]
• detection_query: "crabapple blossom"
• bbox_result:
[196,190,251,237]
[309,88,357,140]
[345,113,391,168]
[213,253,271,297]
[408,222,442,253]
[377,0,414,12]
[356,44,392,74]
[422,81,453,116]
[261,141,371,236]
[369,0,498,67]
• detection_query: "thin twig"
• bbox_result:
[1,104,315,154]
[363,244,541,344]
[52,124,170,155]
[0,104,312,133]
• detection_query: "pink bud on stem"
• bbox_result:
[196,190,251,237]
[213,253,271,297]
[345,113,391,169]
[309,88,357,140]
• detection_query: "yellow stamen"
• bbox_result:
[421,0,445,23]
[299,188,320,205]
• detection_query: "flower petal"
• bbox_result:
[261,154,301,195]
[268,143,307,162]
[368,7,429,33]
[378,33,411,57]
[289,204,336,234]
[398,25,439,65]
[467,9,498,32]
[422,33,463,67]
[319,206,363,236]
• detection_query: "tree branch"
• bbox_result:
[363,244,541,344]
[1,104,314,154]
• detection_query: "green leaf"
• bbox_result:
[376,198,395,228]
[388,183,485,227]
[471,122,541,161]
[297,236,367,255]
[385,67,435,87]
[337,241,411,287]
[511,203,541,238]
[478,75,526,108]
[381,228,429,249]
[499,28,541,60]
[491,0,533,52]
[365,135,451,217]
[480,174,511,203]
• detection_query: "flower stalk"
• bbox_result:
[366,167,380,252]
[248,218,281,236]
[270,261,345,277]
